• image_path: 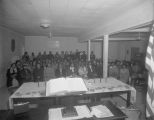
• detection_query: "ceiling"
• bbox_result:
[0,0,152,40]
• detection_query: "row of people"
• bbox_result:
[6,59,102,87]
[22,50,96,63]
[7,50,147,87]
[108,60,147,85]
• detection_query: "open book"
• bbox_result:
[91,105,113,118]
[46,77,88,96]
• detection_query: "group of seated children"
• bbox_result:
[6,50,147,88]
[6,50,99,87]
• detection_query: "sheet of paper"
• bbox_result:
[91,105,113,118]
[11,82,46,98]
[48,105,92,120]
[84,78,136,103]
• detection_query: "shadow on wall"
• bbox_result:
[0,66,8,88]
[0,86,10,110]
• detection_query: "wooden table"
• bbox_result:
[9,77,136,109]
[14,101,127,120]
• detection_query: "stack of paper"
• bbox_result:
[61,107,78,118]
[48,105,92,120]
[91,105,113,118]
[14,102,30,114]
[46,77,88,96]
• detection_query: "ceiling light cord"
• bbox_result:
[49,0,52,39]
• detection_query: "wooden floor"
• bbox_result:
[134,85,147,120]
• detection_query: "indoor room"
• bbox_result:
[0,0,153,120]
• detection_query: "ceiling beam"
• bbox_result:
[94,37,145,41]
[122,27,150,32]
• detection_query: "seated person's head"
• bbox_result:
[10,63,16,69]
[70,63,74,68]
[43,51,46,55]
[88,61,91,65]
[24,51,28,55]
[36,63,41,69]
[15,60,22,68]
[122,64,127,69]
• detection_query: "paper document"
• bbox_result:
[91,105,113,118]
[48,105,92,120]
[46,77,88,96]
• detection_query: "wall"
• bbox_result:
[25,36,148,61]
[111,39,148,61]
[25,36,87,54]
[91,40,148,61]
[25,36,103,59]
[0,26,25,87]
[108,41,119,61]
[89,40,147,61]
[0,29,3,87]
[89,40,148,61]
[91,41,102,59]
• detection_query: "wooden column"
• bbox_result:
[88,40,91,61]
[103,35,109,78]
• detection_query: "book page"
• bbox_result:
[46,78,68,96]
[66,78,88,93]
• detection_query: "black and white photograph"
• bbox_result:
[0,0,153,120]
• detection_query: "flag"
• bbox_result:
[146,23,154,118]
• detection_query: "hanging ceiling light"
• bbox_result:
[40,23,50,29]
[40,0,53,39]
[48,32,52,38]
